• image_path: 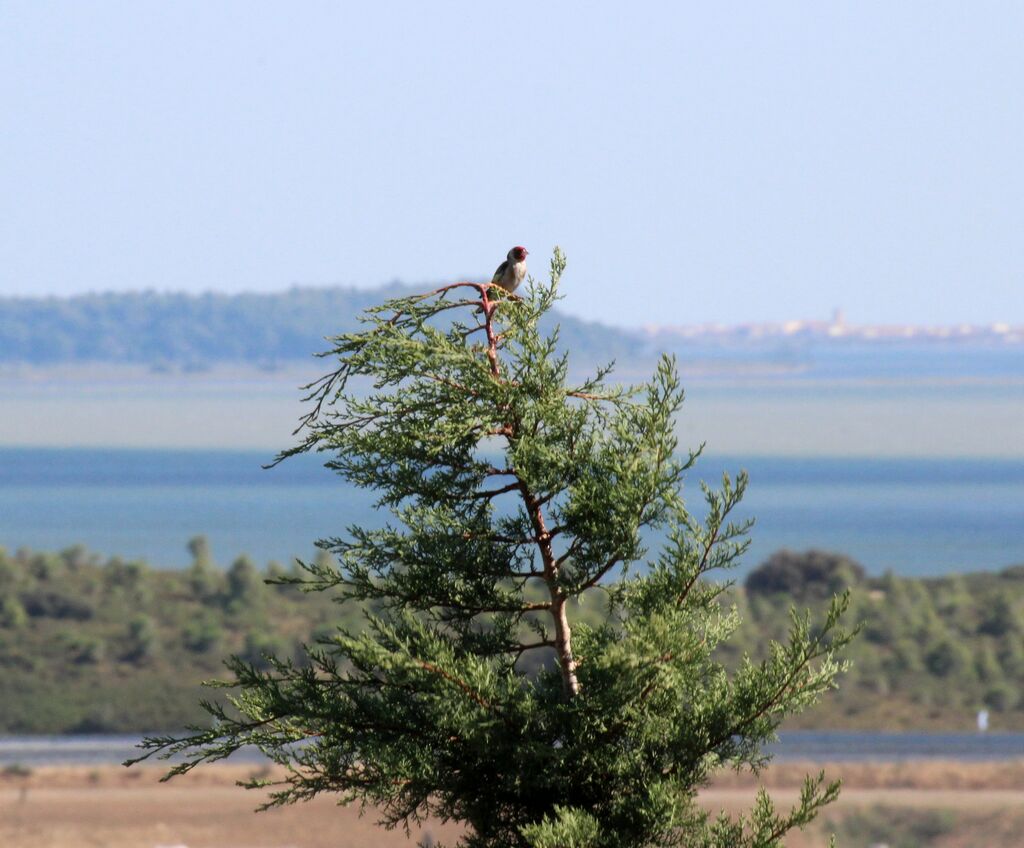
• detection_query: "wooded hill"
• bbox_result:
[1,543,1022,733]
[0,287,646,366]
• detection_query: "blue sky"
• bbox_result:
[2,1,1023,327]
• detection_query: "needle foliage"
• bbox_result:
[132,250,853,847]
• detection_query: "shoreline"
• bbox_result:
[4,759,1024,791]
[8,729,1024,767]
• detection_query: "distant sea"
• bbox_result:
[1,448,1022,576]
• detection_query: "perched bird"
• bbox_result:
[490,246,529,293]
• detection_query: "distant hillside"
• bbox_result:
[0,287,648,366]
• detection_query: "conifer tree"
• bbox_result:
[134,250,852,847]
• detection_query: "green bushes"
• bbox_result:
[1,541,1024,732]
[20,589,94,621]
[741,551,1024,722]
[0,595,27,629]
[745,549,866,601]
[828,806,957,848]
[0,543,347,732]
[181,613,224,654]
[225,555,264,613]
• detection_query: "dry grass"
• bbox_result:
[0,765,460,848]
[1,762,1023,847]
[710,757,1024,790]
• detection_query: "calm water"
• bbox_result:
[0,448,1023,576]
[3,732,1023,766]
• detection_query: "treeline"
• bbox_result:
[1,543,1023,733]
[731,550,1024,729]
[0,287,645,366]
[0,539,352,732]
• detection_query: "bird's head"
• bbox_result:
[510,246,529,262]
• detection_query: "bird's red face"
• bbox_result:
[512,246,528,262]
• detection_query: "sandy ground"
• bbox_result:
[0,766,461,848]
[1,762,1023,848]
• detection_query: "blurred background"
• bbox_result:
[1,2,1023,846]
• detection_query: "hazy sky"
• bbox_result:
[3,2,1023,327]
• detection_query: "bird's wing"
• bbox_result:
[490,260,509,284]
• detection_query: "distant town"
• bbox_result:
[643,309,1024,345]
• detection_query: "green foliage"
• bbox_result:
[738,555,1024,726]
[20,587,94,620]
[225,555,264,613]
[979,594,1023,637]
[122,615,159,664]
[67,633,107,665]
[520,807,601,848]
[186,535,224,602]
[745,549,865,601]
[237,631,292,671]
[0,594,27,629]
[182,612,224,654]
[827,805,956,848]
[0,543,354,733]
[134,253,853,848]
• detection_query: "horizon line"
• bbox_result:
[2,282,1022,337]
